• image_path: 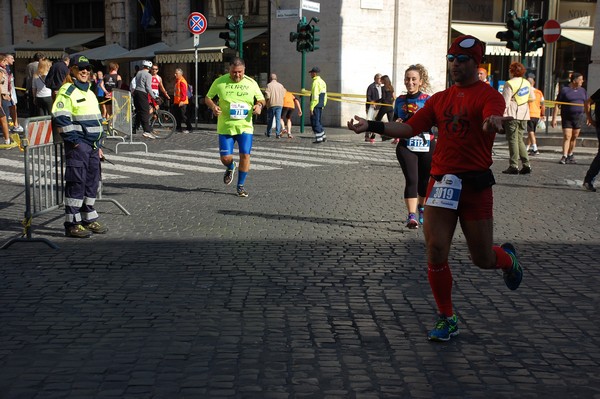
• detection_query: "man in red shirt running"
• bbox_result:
[347,35,523,342]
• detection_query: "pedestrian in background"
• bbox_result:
[51,55,108,238]
[347,35,523,343]
[477,67,490,85]
[133,60,160,139]
[32,58,53,116]
[204,57,265,198]
[376,74,395,142]
[365,73,382,143]
[94,70,108,119]
[1,54,23,132]
[264,73,286,138]
[552,72,588,165]
[309,66,327,143]
[583,87,600,192]
[45,53,70,99]
[280,90,302,138]
[26,52,45,116]
[393,64,433,229]
[172,68,192,133]
[526,74,545,155]
[501,62,534,175]
[103,62,122,119]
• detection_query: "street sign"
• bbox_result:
[276,9,299,18]
[187,12,207,35]
[302,0,320,13]
[543,19,561,43]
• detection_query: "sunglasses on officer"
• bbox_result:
[77,66,92,72]
[446,54,472,63]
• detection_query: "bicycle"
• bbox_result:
[136,102,177,139]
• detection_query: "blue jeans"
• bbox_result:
[311,106,324,136]
[266,106,282,136]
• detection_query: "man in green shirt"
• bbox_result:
[205,58,265,197]
[309,66,327,143]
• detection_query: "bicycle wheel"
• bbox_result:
[151,110,176,139]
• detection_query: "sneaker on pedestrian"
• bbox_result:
[559,156,567,165]
[83,221,108,234]
[567,154,577,164]
[369,138,375,143]
[501,243,523,291]
[142,132,157,139]
[519,165,532,175]
[428,314,459,342]
[223,162,236,185]
[313,137,326,144]
[237,185,249,197]
[65,224,92,238]
[406,213,419,229]
[12,125,24,133]
[583,181,597,192]
[182,130,191,134]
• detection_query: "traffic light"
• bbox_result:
[219,15,238,50]
[308,20,320,51]
[527,18,545,52]
[496,10,522,51]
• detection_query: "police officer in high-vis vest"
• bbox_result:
[52,55,108,238]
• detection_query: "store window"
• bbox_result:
[452,0,507,23]
[48,0,104,33]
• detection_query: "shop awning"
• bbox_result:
[15,32,104,59]
[561,28,594,46]
[451,22,543,57]
[116,42,170,61]
[77,43,129,61]
[155,27,267,63]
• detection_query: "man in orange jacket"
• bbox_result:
[173,68,193,133]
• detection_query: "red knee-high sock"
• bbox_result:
[428,262,453,316]
[492,246,513,270]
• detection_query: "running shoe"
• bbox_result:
[223,162,236,185]
[12,125,24,132]
[406,213,419,229]
[418,207,425,225]
[583,182,597,192]
[501,243,523,291]
[559,156,567,165]
[142,132,157,139]
[428,314,459,342]
[567,154,577,164]
[237,185,249,197]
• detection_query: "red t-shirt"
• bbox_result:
[406,80,505,175]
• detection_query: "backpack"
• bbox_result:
[187,83,193,98]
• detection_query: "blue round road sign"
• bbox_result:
[188,12,207,35]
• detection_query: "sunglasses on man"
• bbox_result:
[446,54,472,63]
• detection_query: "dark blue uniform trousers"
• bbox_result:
[64,141,101,227]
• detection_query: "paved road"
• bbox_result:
[1,125,599,398]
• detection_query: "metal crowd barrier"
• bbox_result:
[2,116,130,250]
[111,89,147,154]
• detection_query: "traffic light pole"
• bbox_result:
[300,50,306,133]
[238,16,244,59]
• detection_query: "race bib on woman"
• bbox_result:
[426,174,462,210]
[407,133,431,152]
[230,103,250,119]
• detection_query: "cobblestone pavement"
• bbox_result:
[1,125,599,398]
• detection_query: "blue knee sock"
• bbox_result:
[237,171,248,187]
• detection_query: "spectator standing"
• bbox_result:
[477,67,490,84]
[347,35,523,342]
[2,54,23,132]
[133,60,160,139]
[204,57,265,198]
[501,62,534,175]
[526,74,545,155]
[280,90,302,138]
[149,63,170,104]
[552,72,588,164]
[309,66,327,143]
[45,53,70,99]
[0,64,11,147]
[264,73,286,138]
[51,55,108,238]
[32,59,53,116]
[393,64,433,229]
[376,75,395,142]
[103,62,122,118]
[172,68,192,133]
[26,52,45,116]
[583,88,600,192]
[365,73,382,142]
[94,71,108,118]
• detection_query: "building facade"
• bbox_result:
[0,0,597,126]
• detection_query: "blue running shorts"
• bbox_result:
[219,133,253,156]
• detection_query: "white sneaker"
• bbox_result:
[142,132,157,139]
[12,125,24,132]
[182,130,190,134]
